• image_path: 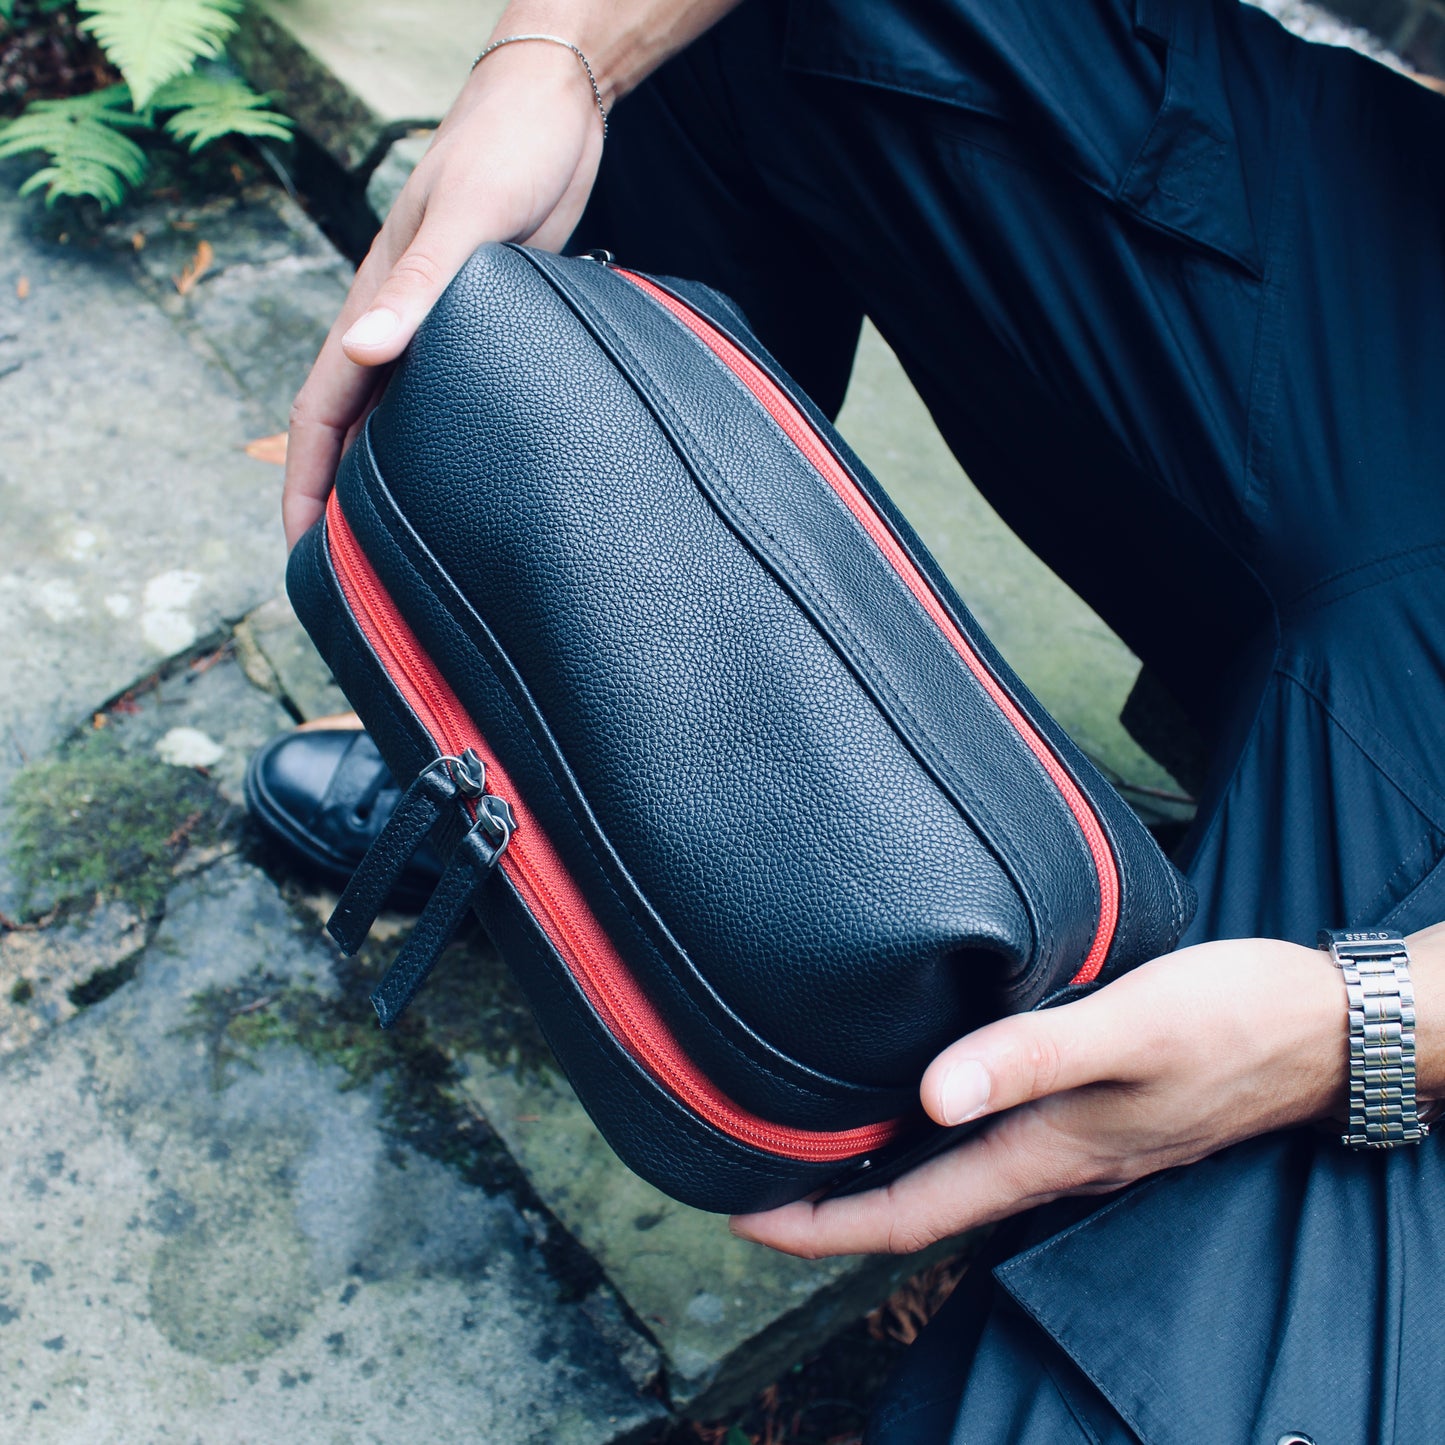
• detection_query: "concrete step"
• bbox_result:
[0,640,664,1441]
[234,0,506,172]
[0,851,662,1443]
[0,174,665,1439]
[0,170,347,813]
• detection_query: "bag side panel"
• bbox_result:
[290,486,888,1211]
[336,434,925,1126]
[537,251,1195,991]
[364,243,1034,1091]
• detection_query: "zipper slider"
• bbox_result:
[474,792,516,849]
[442,747,486,797]
[578,248,614,266]
[370,799,516,1028]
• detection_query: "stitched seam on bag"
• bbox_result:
[543,250,1194,994]
[495,861,812,1192]
[659,275,1187,986]
[352,446,840,1102]
[565,284,1075,984]
[658,284,1191,989]
[754,303,1157,976]
[350,434,895,1116]
[314,517,432,774]
[519,252,1090,984]
[681,411,1063,981]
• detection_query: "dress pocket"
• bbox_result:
[1380,842,1445,935]
[1115,0,1263,275]
[781,0,1263,275]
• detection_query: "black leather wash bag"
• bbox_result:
[288,243,1195,1215]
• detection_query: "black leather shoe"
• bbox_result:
[243,729,444,910]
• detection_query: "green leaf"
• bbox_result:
[0,86,149,209]
[77,0,242,109]
[0,1,15,25]
[151,73,293,152]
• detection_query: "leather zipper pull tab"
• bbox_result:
[370,795,515,1028]
[327,753,479,955]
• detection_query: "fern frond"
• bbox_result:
[0,86,149,208]
[151,74,293,151]
[77,0,242,109]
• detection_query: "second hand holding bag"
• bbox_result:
[287,244,1195,1214]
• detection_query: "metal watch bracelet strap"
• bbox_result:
[1318,929,1428,1148]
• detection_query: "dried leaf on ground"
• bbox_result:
[243,431,287,465]
[173,237,213,295]
[867,1255,970,1347]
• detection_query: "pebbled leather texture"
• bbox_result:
[288,243,1195,1211]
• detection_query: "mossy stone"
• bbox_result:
[5,730,234,922]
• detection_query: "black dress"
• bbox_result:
[576,2,1445,1437]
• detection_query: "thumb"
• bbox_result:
[340,218,480,366]
[920,997,1122,1127]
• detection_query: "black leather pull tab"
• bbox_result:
[327,757,463,956]
[370,797,515,1028]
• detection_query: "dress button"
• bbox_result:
[1276,1434,1315,1445]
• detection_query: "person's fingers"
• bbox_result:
[918,985,1146,1128]
[283,356,386,548]
[732,1108,1084,1258]
[281,41,607,549]
[282,227,413,546]
[339,207,503,367]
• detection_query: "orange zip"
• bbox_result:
[618,270,1120,987]
[326,489,903,1162]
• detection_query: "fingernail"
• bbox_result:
[342,308,400,350]
[939,1060,991,1124]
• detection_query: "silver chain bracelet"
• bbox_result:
[472,33,609,141]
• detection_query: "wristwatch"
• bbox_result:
[1318,929,1430,1148]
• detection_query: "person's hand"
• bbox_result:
[282,39,606,548]
[732,937,1350,1258]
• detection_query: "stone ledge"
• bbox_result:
[234,0,505,173]
[0,859,664,1444]
[457,1057,972,1418]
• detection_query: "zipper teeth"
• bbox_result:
[505,848,898,1155]
[325,492,900,1161]
[619,270,1120,987]
[328,496,472,759]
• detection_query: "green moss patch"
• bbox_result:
[183,927,553,1095]
[181,947,594,1301]
[407,930,555,1082]
[184,974,393,1095]
[5,730,234,922]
